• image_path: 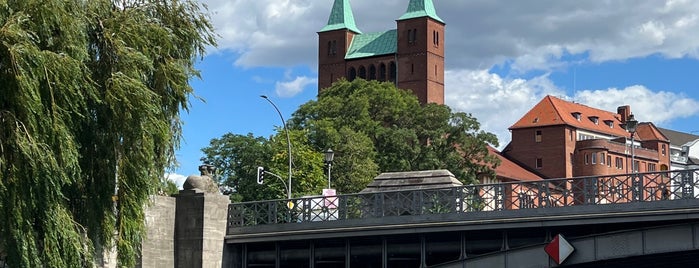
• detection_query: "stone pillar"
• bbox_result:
[139,195,177,268]
[175,166,229,268]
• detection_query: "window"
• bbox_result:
[633,160,640,172]
[433,30,440,46]
[662,144,666,155]
[604,120,614,128]
[369,64,376,80]
[358,66,366,79]
[648,163,656,172]
[348,67,357,81]
[389,61,397,82]
[591,153,597,164]
[411,63,414,74]
[600,153,605,165]
[589,116,599,125]
[379,63,386,81]
[615,157,623,169]
[607,155,612,167]
[585,153,589,165]
[408,28,417,44]
[331,40,337,55]
[535,130,542,143]
[572,112,582,121]
[536,158,543,169]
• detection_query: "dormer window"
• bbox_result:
[589,116,599,125]
[604,120,614,128]
[572,112,581,121]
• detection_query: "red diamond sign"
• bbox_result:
[545,234,574,265]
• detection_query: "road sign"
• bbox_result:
[545,234,574,265]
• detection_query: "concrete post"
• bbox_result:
[175,189,229,268]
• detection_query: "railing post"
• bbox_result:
[632,174,642,202]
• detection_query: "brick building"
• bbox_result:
[318,0,445,105]
[503,95,671,179]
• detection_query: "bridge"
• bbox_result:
[222,169,699,267]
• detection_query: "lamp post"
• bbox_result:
[260,95,293,200]
[324,148,334,189]
[625,114,638,173]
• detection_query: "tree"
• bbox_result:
[202,130,326,202]
[291,79,500,186]
[0,0,215,267]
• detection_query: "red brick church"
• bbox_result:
[317,0,445,105]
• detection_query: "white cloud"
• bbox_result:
[275,76,317,97]
[165,173,188,189]
[574,86,699,125]
[200,0,699,71]
[445,69,699,149]
[445,69,564,148]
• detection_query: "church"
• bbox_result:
[317,0,445,105]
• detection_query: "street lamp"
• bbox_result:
[625,114,638,173]
[260,95,293,200]
[324,148,334,189]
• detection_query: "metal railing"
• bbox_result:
[227,169,699,229]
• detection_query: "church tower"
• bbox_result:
[317,0,362,91]
[317,0,445,105]
[396,0,445,104]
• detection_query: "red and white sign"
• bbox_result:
[545,234,574,265]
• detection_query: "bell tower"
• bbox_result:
[317,0,362,91]
[396,0,445,104]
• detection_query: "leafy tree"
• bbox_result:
[291,79,500,186]
[0,0,215,267]
[202,130,326,202]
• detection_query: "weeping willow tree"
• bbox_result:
[0,0,216,267]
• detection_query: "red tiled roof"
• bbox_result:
[509,95,630,138]
[488,146,543,182]
[636,122,669,142]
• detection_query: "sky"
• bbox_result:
[168,0,699,186]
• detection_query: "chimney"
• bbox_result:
[617,105,631,123]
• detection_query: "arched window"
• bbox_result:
[358,66,366,79]
[369,64,376,80]
[327,41,332,56]
[389,61,397,82]
[379,63,387,81]
[348,67,357,81]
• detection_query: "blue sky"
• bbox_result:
[168,0,699,185]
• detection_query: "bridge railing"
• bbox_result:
[227,169,699,229]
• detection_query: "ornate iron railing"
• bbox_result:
[227,169,699,229]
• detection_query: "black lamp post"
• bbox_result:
[324,148,334,189]
[626,114,638,173]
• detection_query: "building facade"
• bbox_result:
[318,0,445,105]
[503,95,671,179]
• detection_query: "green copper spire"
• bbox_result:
[398,0,444,23]
[319,0,362,33]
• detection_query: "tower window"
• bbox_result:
[408,28,417,44]
[536,158,543,169]
[411,64,414,74]
[535,130,542,142]
[433,30,439,46]
[331,40,337,55]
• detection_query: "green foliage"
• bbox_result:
[0,0,215,267]
[291,79,500,186]
[202,130,326,202]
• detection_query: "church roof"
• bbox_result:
[510,95,630,138]
[345,30,397,59]
[398,0,444,23]
[319,0,362,34]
